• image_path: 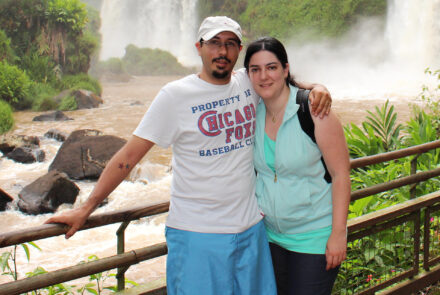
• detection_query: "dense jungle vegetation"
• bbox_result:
[0,0,102,132]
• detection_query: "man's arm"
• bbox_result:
[45,135,155,239]
[296,82,332,118]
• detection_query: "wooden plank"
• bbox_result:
[348,190,440,233]
[379,264,440,295]
[350,140,440,169]
[0,201,169,248]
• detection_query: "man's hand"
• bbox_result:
[309,85,332,118]
[45,207,90,239]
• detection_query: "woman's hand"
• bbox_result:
[325,229,347,270]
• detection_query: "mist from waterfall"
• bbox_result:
[287,0,440,101]
[99,0,439,101]
[99,0,199,65]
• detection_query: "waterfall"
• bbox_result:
[385,0,440,68]
[99,0,199,66]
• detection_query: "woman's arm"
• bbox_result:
[312,111,351,270]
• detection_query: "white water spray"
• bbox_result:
[99,0,199,66]
[385,0,440,67]
[288,0,440,101]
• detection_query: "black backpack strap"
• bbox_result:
[296,89,315,142]
[296,89,332,184]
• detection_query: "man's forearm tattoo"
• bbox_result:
[118,163,130,170]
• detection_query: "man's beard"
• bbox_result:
[212,70,230,79]
[211,56,231,79]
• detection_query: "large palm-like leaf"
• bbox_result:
[365,100,403,151]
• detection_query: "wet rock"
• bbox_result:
[6,146,45,163]
[0,187,13,211]
[45,129,68,142]
[49,129,127,180]
[74,89,103,109]
[0,135,40,154]
[17,170,79,215]
[33,110,72,122]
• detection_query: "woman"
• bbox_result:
[244,37,351,295]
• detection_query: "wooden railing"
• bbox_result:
[1,140,440,295]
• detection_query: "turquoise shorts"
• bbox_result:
[165,220,276,295]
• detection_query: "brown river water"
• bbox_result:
[0,75,418,290]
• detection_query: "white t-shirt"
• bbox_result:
[134,69,262,233]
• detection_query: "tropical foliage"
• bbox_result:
[0,99,14,134]
[92,45,195,79]
[0,0,101,117]
[199,0,387,41]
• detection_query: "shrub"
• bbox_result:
[0,29,15,63]
[34,96,58,111]
[123,44,192,76]
[98,58,126,75]
[19,52,58,84]
[0,60,32,109]
[58,95,77,111]
[59,73,102,95]
[30,82,58,111]
[0,100,14,134]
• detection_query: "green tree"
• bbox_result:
[0,60,32,109]
[0,100,14,134]
[0,29,15,63]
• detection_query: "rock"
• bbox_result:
[49,129,127,180]
[6,146,45,163]
[0,187,13,211]
[17,170,79,215]
[0,135,40,154]
[45,129,68,142]
[33,110,72,122]
[73,89,103,109]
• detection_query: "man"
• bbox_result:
[46,16,332,294]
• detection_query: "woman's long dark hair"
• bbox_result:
[244,37,297,87]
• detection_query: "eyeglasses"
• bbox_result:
[202,39,240,50]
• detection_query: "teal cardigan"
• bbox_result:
[254,86,333,234]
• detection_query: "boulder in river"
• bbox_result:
[45,129,68,142]
[49,129,127,180]
[0,187,13,211]
[0,134,40,154]
[74,89,103,109]
[33,110,72,122]
[6,146,45,163]
[17,170,79,215]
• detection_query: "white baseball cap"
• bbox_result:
[197,16,242,42]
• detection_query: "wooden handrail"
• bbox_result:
[0,243,168,295]
[348,190,440,232]
[350,140,440,169]
[350,168,440,201]
[0,201,169,248]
